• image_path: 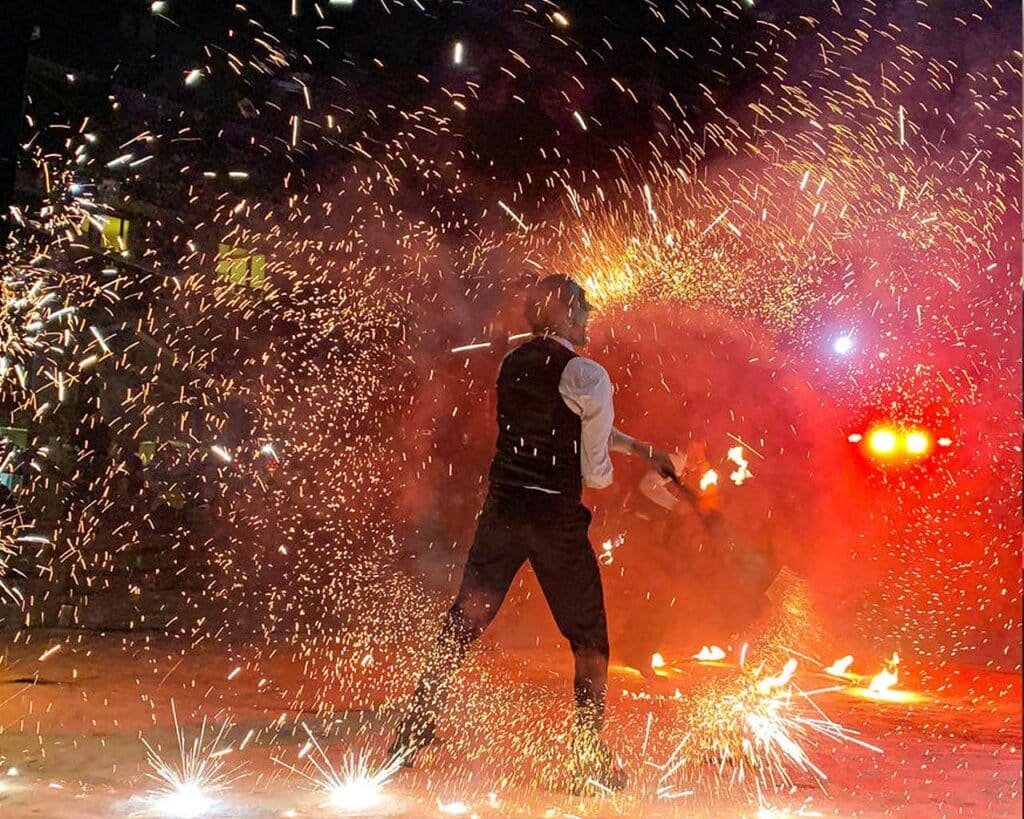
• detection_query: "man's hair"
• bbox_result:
[523,274,590,333]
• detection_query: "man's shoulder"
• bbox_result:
[561,354,610,390]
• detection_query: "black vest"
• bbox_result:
[488,337,583,499]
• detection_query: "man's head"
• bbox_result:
[523,274,592,346]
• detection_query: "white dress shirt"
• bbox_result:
[522,335,633,493]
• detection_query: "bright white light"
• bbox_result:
[328,777,381,811]
[905,431,930,455]
[150,782,214,818]
[833,335,854,355]
[453,41,464,65]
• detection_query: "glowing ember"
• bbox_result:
[692,645,727,662]
[141,703,241,818]
[727,446,753,485]
[327,772,382,811]
[832,335,854,355]
[824,655,855,678]
[700,469,718,491]
[651,652,667,670]
[598,533,625,566]
[659,653,882,796]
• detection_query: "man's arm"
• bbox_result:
[561,359,615,489]
[610,426,679,478]
[610,427,650,456]
[561,359,680,488]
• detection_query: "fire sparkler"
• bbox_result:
[654,655,882,797]
[139,703,243,818]
[273,724,402,813]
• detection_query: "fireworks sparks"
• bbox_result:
[655,654,883,797]
[140,704,242,818]
[274,726,401,813]
[0,0,1018,815]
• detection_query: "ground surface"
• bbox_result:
[0,632,1019,818]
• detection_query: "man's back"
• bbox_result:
[488,336,583,498]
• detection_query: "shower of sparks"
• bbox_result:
[140,703,243,818]
[273,725,401,812]
[654,655,883,797]
[0,0,1019,815]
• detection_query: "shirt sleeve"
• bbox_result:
[559,357,615,489]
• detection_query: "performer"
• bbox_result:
[389,274,677,793]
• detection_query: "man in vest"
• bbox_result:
[389,274,678,793]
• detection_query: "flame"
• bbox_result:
[700,469,718,490]
[755,658,798,696]
[651,652,666,670]
[852,652,924,702]
[598,533,624,566]
[824,654,855,678]
[692,645,726,662]
[868,652,900,693]
[727,446,753,485]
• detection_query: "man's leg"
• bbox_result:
[528,503,625,791]
[530,504,609,730]
[391,494,524,763]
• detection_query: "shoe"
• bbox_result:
[569,732,628,795]
[387,716,435,768]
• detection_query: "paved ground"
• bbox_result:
[0,632,1019,818]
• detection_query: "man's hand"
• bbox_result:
[646,447,679,480]
[610,427,682,479]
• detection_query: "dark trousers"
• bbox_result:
[405,484,610,737]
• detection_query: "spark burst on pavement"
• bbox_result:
[273,724,402,813]
[654,655,882,798]
[139,703,243,818]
